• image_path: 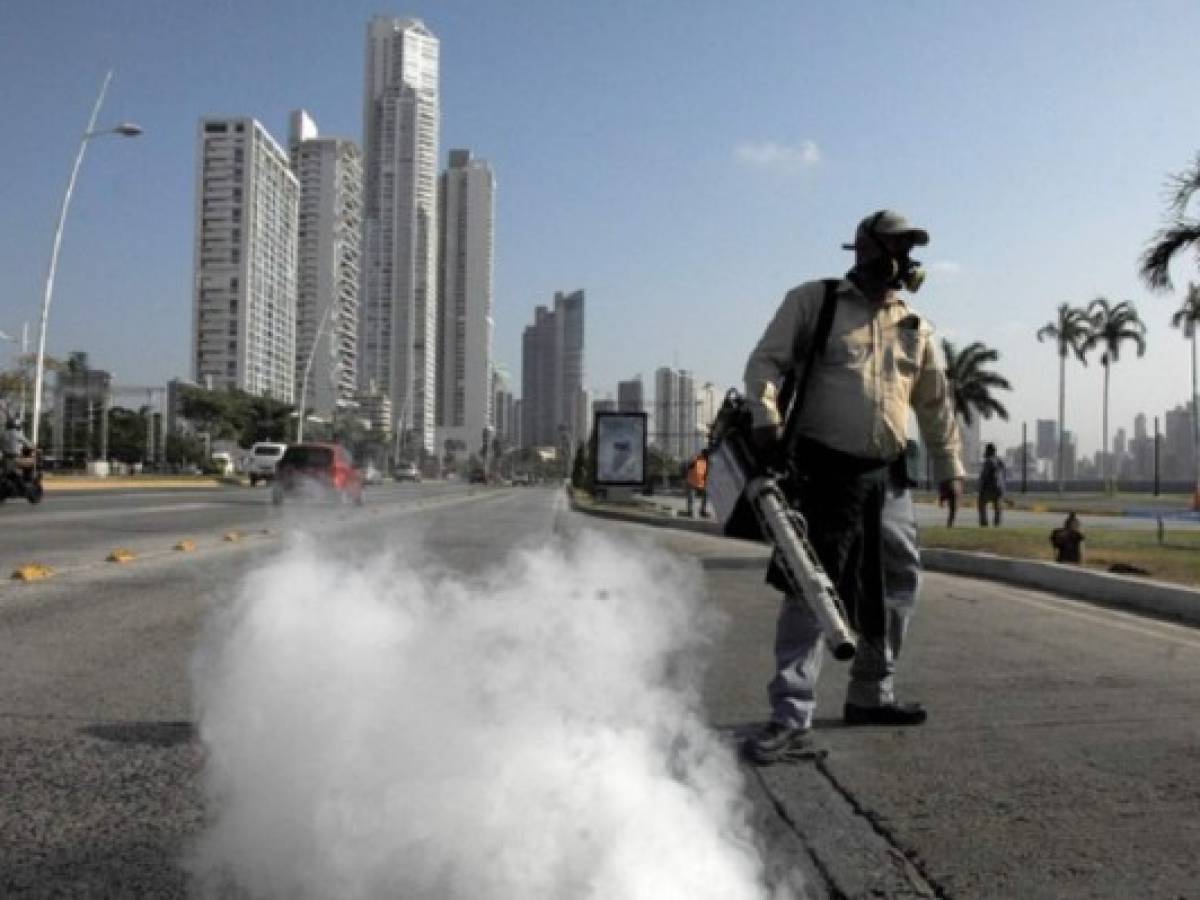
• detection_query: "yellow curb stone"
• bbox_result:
[11,564,54,582]
[107,548,136,564]
[174,540,197,552]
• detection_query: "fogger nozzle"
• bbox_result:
[704,391,857,661]
[747,478,857,660]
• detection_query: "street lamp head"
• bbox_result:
[112,122,143,137]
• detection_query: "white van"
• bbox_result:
[248,442,288,486]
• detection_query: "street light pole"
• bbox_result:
[30,69,141,449]
[296,301,337,443]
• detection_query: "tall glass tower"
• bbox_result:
[361,16,440,456]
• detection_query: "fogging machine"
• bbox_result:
[705,391,856,660]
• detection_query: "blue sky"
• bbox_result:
[2,0,1199,456]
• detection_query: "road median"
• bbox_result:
[43,475,234,492]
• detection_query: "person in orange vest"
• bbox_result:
[685,449,709,518]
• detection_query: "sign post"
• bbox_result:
[592,411,647,502]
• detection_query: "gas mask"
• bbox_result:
[863,224,925,293]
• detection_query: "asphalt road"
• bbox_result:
[2,486,1198,897]
[0,481,474,576]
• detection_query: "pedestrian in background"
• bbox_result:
[685,449,709,518]
[977,442,1006,527]
[1051,512,1085,563]
[939,479,958,527]
[741,209,964,764]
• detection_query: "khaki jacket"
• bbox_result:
[743,278,965,483]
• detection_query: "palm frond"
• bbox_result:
[1140,220,1200,291]
[1167,153,1200,214]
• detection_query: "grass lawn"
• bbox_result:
[920,525,1200,588]
[912,490,1196,517]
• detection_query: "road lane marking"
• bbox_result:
[932,573,1200,651]
[8,502,220,524]
[0,489,510,591]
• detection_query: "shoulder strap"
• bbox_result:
[778,279,839,448]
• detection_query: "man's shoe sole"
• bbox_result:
[843,703,927,727]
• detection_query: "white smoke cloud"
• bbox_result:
[189,532,795,899]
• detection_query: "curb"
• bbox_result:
[920,549,1200,627]
[567,490,1200,628]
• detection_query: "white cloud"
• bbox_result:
[732,139,820,172]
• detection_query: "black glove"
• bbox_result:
[751,424,784,471]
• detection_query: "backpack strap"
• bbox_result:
[779,278,840,453]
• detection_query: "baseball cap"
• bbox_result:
[842,210,929,250]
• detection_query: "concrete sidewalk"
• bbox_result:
[570,489,1200,628]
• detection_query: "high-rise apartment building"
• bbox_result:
[1165,401,1195,479]
[959,414,982,472]
[654,366,701,459]
[436,149,495,458]
[520,290,585,450]
[617,377,644,413]
[288,110,362,421]
[192,117,299,400]
[1036,419,1057,461]
[361,16,440,454]
[654,367,677,456]
[492,367,516,448]
[696,381,718,443]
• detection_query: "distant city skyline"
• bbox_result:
[8,3,1200,461]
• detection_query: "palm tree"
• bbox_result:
[1171,284,1200,504]
[1080,297,1147,490]
[941,339,1012,428]
[1140,153,1200,290]
[1037,303,1093,492]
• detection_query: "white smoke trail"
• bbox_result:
[189,531,794,899]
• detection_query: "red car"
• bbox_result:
[271,443,364,505]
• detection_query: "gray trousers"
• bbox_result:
[768,481,921,729]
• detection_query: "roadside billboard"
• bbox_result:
[593,411,647,487]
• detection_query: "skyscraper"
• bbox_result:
[1036,419,1058,462]
[677,369,696,458]
[361,16,440,454]
[654,367,701,458]
[288,110,362,421]
[654,367,678,455]
[436,149,495,458]
[959,414,982,471]
[519,290,586,450]
[192,117,299,400]
[492,367,516,448]
[617,377,644,413]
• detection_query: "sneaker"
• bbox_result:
[742,721,825,764]
[843,701,927,727]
